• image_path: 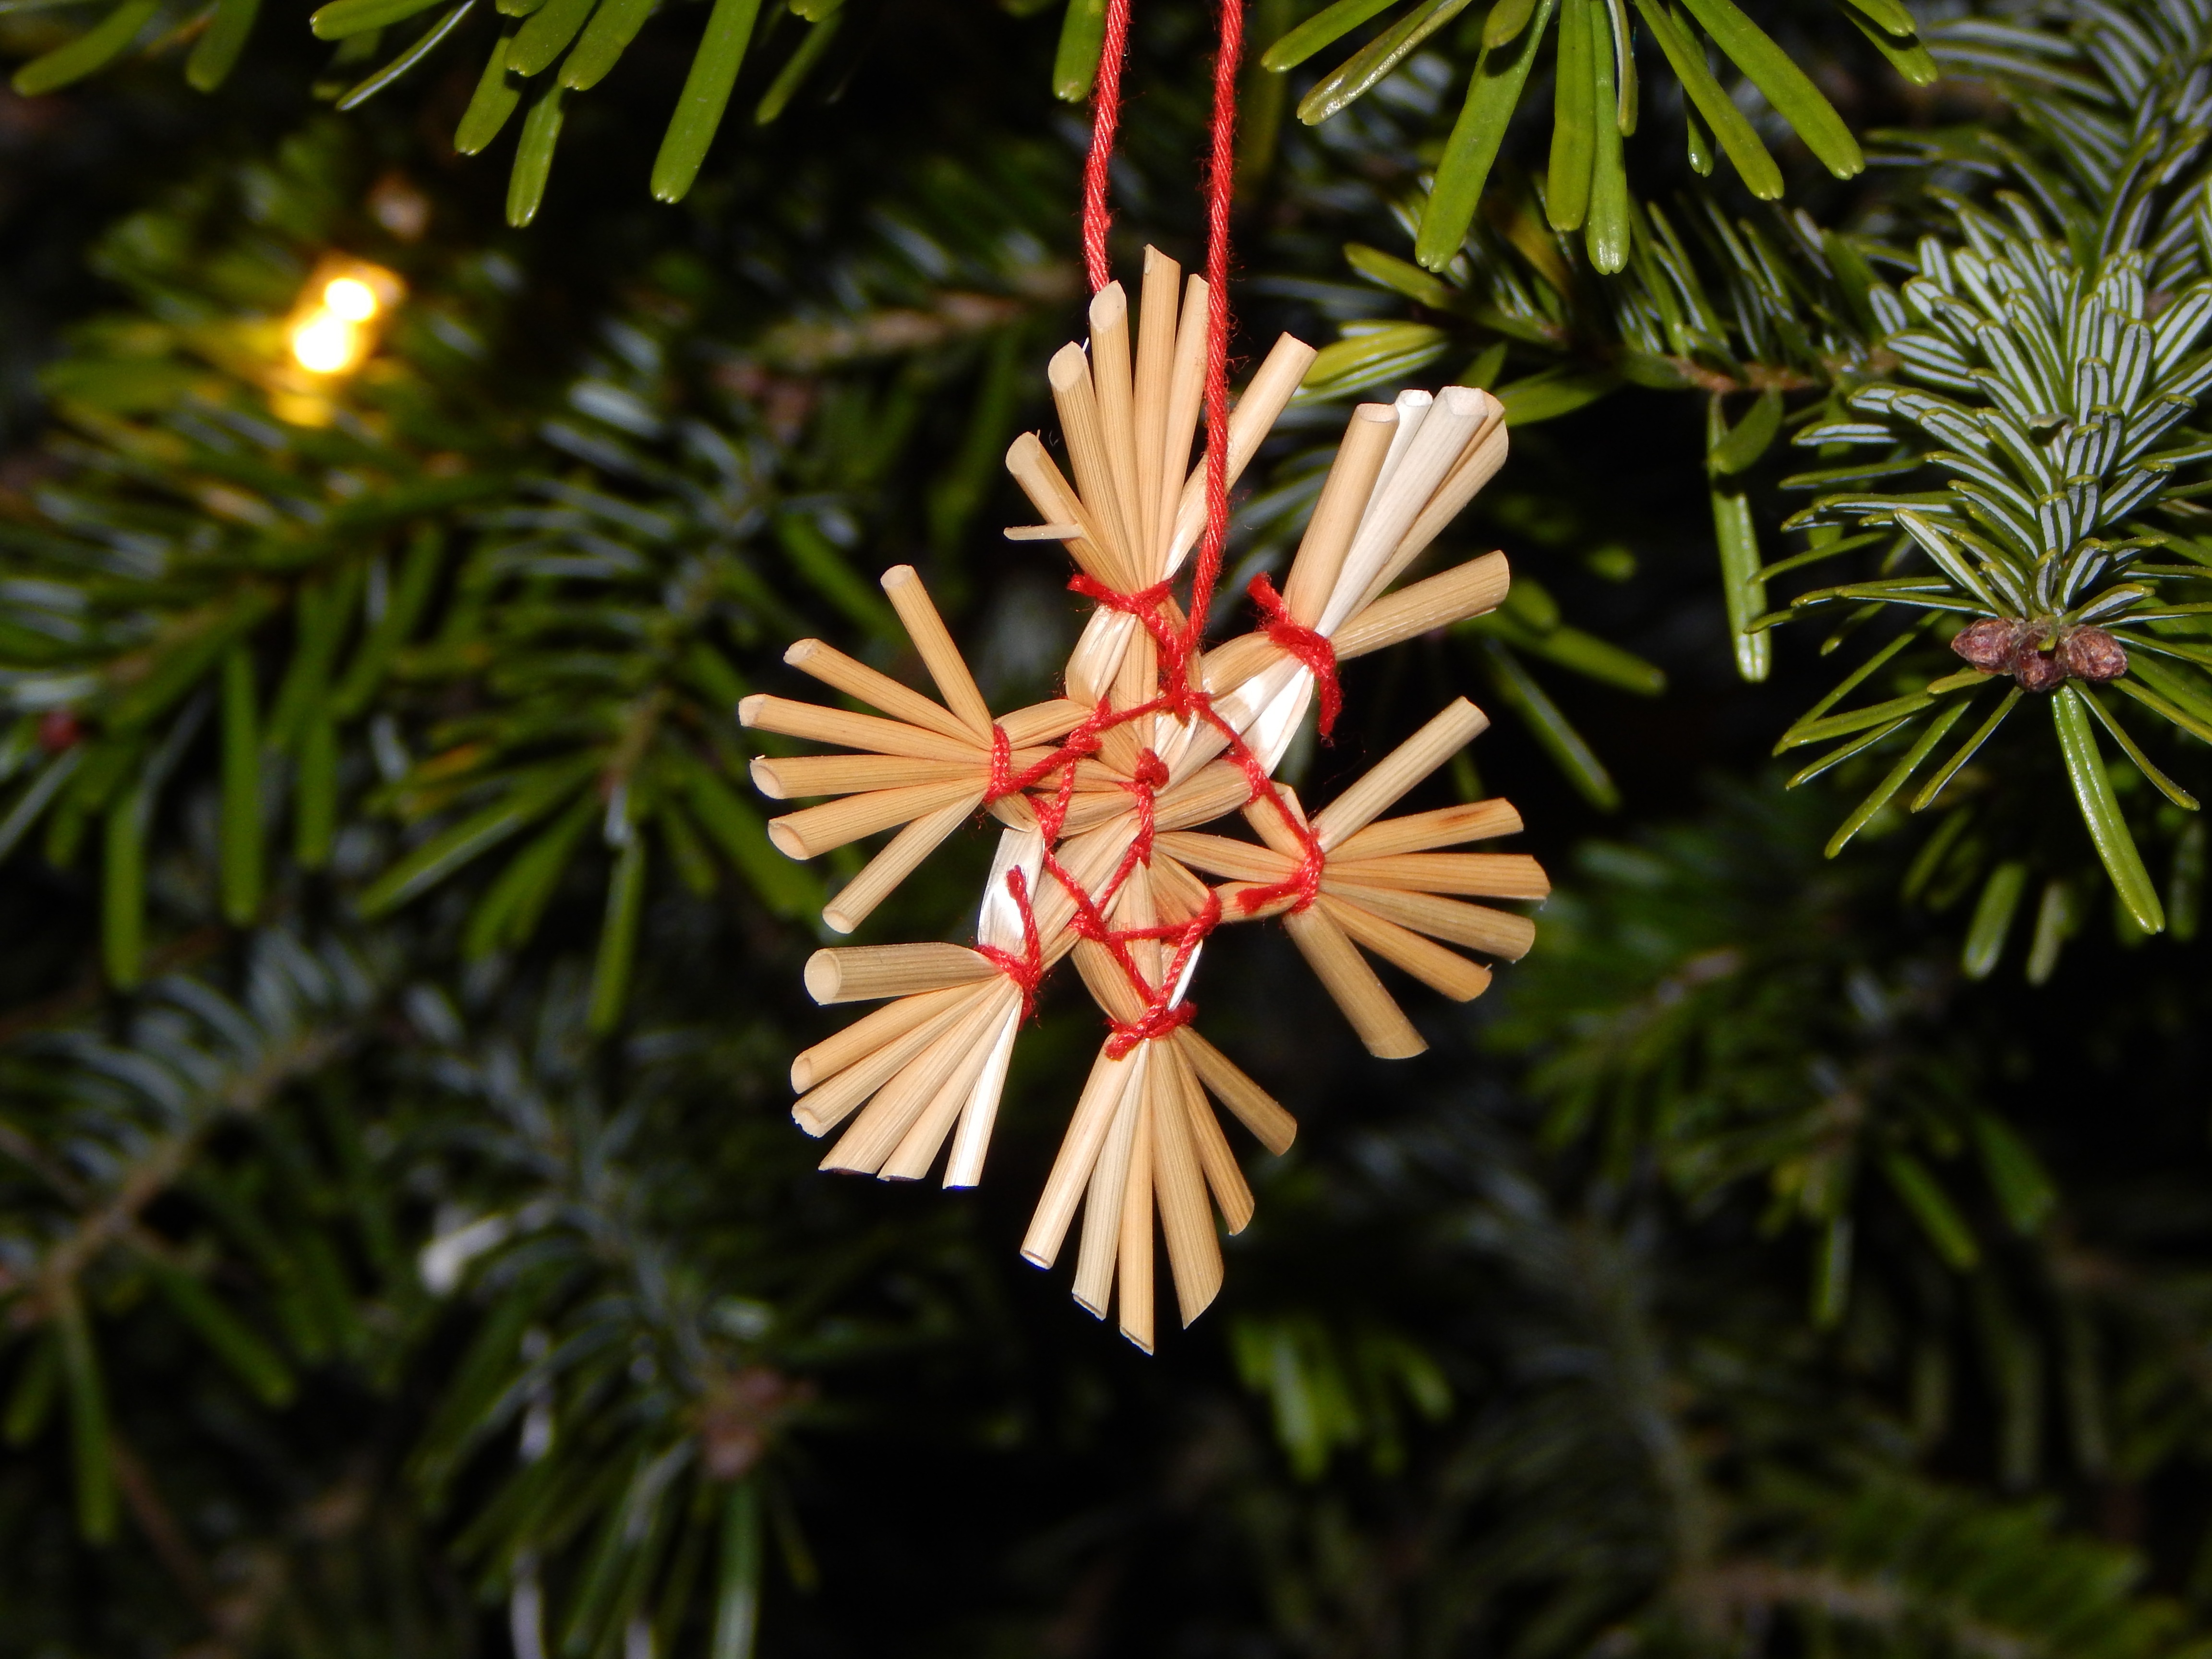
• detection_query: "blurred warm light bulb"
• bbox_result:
[322,276,380,322]
[291,312,360,375]
[280,257,400,392]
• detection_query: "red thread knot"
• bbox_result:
[1248,573,1341,739]
[1068,572,1204,719]
[986,716,1109,808]
[1104,997,1197,1059]
[1070,571,1175,617]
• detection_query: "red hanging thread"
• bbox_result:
[988,0,1268,1051]
[1080,0,1137,293]
[1185,0,1243,646]
[1246,572,1342,738]
[1073,0,1243,648]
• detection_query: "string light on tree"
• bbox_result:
[284,257,405,378]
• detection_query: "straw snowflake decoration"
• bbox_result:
[743,249,1548,1350]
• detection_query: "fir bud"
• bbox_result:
[2060,626,2128,682]
[1951,617,2026,673]
[1949,618,2123,690]
[2014,640,2067,691]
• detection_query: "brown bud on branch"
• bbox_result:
[1949,618,2128,691]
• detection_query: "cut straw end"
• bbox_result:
[803,942,997,1005]
[1311,698,1490,852]
[1047,340,1090,392]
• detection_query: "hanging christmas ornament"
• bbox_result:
[741,0,1547,1349]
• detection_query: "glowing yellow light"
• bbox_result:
[278,256,401,389]
[290,312,361,375]
[322,276,380,322]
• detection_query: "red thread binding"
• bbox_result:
[1104,998,1197,1058]
[975,866,1046,1018]
[1067,573,1201,716]
[1229,795,1325,918]
[1247,572,1342,738]
[982,0,1299,1054]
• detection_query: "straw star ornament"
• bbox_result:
[743,248,1547,1350]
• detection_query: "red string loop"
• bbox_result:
[987,0,1250,1051]
[1247,572,1342,738]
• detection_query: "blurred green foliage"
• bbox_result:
[1314,0,2212,962]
